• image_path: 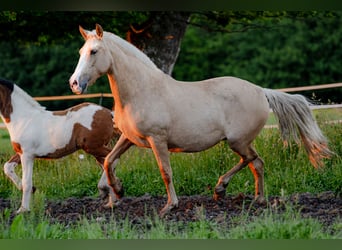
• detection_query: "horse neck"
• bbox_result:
[105,34,165,108]
[9,85,46,121]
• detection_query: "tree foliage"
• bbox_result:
[173,11,342,103]
[0,11,340,110]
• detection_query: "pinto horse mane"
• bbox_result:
[0,78,46,111]
[0,78,14,91]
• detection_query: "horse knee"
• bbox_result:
[4,161,22,190]
[4,161,16,176]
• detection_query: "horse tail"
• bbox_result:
[262,88,333,168]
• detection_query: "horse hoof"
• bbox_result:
[103,199,121,209]
[255,195,266,205]
[213,187,226,201]
[16,207,30,214]
[159,203,178,218]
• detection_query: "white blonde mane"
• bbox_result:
[102,31,160,71]
[13,85,46,111]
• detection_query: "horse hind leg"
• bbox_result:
[213,144,258,201]
[248,157,266,202]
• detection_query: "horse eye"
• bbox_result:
[90,49,97,55]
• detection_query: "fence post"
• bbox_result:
[99,93,103,106]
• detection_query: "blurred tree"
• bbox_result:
[0,11,340,109]
[127,11,190,74]
[0,11,190,74]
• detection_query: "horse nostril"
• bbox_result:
[72,80,78,87]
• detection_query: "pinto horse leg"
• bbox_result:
[90,146,118,203]
[4,153,22,190]
[213,144,258,201]
[98,170,119,207]
[17,154,34,213]
[103,134,133,207]
[4,153,36,194]
[147,136,178,217]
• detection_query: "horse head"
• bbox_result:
[69,24,111,94]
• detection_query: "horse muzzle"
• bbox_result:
[70,79,88,95]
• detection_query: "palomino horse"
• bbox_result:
[0,78,120,213]
[69,24,332,217]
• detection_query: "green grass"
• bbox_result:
[0,109,341,239]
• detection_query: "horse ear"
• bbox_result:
[95,24,103,39]
[79,25,88,40]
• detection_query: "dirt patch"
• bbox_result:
[1,191,340,233]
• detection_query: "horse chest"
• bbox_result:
[115,111,154,148]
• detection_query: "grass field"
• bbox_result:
[0,108,341,239]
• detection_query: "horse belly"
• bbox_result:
[167,118,225,153]
[168,136,223,153]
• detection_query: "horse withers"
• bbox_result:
[69,24,332,217]
[0,78,120,213]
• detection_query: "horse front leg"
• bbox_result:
[4,153,22,190]
[103,134,133,208]
[147,136,178,217]
[17,154,34,213]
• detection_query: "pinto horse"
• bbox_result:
[69,24,332,217]
[0,78,120,213]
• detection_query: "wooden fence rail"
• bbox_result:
[1,82,341,129]
[33,82,342,102]
[277,82,342,93]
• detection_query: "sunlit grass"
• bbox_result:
[0,110,341,200]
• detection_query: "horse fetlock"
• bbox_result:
[98,186,110,200]
[114,185,124,198]
[110,177,124,198]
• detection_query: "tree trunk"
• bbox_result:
[126,12,190,75]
